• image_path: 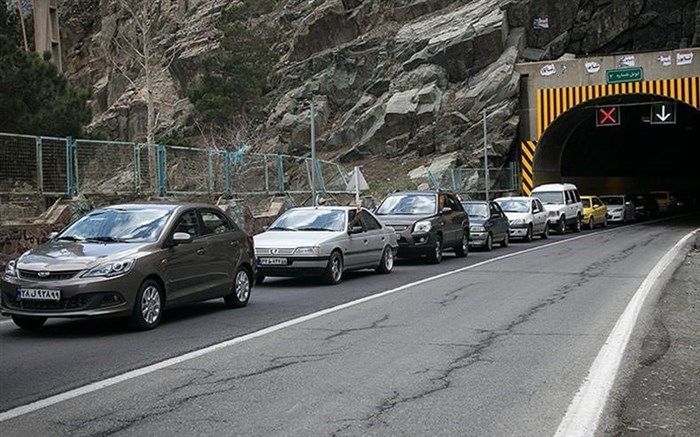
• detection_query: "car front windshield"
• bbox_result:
[601,197,624,205]
[59,208,172,242]
[376,194,436,215]
[463,203,488,218]
[533,191,564,205]
[269,209,346,232]
[582,199,591,208]
[497,200,529,213]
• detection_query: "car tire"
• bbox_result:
[375,246,395,274]
[322,251,344,285]
[500,233,509,248]
[541,224,550,239]
[128,279,164,331]
[572,216,582,233]
[12,315,47,331]
[255,274,265,286]
[427,236,443,264]
[602,216,608,227]
[588,217,595,230]
[224,266,252,308]
[557,217,566,234]
[524,225,533,242]
[484,233,493,252]
[454,232,469,258]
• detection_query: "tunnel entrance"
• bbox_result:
[534,94,700,196]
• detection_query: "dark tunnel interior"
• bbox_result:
[535,94,700,197]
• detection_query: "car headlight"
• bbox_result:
[413,220,432,233]
[470,225,485,232]
[82,259,135,278]
[4,260,17,278]
[293,246,320,256]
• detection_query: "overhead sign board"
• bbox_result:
[606,67,643,84]
[650,102,676,125]
[596,106,620,127]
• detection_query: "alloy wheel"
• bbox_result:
[141,286,161,325]
[235,270,250,301]
[384,248,394,271]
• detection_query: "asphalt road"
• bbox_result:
[1,216,697,436]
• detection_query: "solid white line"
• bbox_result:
[0,216,690,422]
[554,227,699,437]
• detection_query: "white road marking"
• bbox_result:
[554,228,699,437]
[0,217,691,422]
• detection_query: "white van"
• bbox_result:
[531,183,583,234]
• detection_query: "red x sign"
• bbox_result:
[596,106,620,126]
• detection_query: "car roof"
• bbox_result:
[462,200,488,205]
[386,191,440,195]
[101,202,218,211]
[532,183,578,191]
[288,206,367,211]
[494,196,531,201]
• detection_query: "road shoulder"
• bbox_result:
[614,236,699,435]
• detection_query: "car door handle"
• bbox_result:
[363,239,369,244]
[197,248,206,255]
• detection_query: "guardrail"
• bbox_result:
[0,133,350,197]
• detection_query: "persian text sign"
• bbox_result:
[606,67,643,84]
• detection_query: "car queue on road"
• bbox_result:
[0,184,683,332]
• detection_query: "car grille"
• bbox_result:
[254,247,295,256]
[18,269,81,281]
[390,225,408,231]
[2,291,122,312]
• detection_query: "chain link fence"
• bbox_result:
[425,163,519,198]
[0,132,350,197]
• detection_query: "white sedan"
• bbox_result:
[494,197,550,242]
[254,207,398,285]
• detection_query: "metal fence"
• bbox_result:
[420,163,519,197]
[0,133,350,197]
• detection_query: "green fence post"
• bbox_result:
[315,160,326,193]
[66,136,76,196]
[225,151,232,196]
[35,137,43,194]
[156,144,167,196]
[277,155,284,192]
[450,169,457,192]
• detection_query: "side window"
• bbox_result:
[565,191,574,204]
[173,211,200,238]
[532,200,539,213]
[489,203,501,217]
[438,194,447,210]
[199,210,232,235]
[593,198,602,208]
[359,211,382,231]
[574,190,581,203]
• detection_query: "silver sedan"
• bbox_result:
[253,207,398,285]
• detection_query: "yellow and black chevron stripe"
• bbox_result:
[535,76,700,138]
[520,140,536,195]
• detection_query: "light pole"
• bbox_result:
[310,100,317,206]
[483,109,490,202]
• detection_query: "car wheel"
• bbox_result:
[12,315,47,331]
[454,232,469,258]
[375,246,395,274]
[128,279,163,331]
[255,274,265,286]
[541,223,550,239]
[322,251,344,285]
[500,233,509,248]
[484,233,493,252]
[427,236,443,264]
[588,217,595,230]
[524,225,533,242]
[557,217,566,234]
[602,216,608,227]
[224,266,252,308]
[573,216,582,233]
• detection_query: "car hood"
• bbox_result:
[17,241,146,271]
[374,214,434,226]
[503,212,530,221]
[254,231,341,248]
[541,204,565,213]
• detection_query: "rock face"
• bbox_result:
[60,0,699,170]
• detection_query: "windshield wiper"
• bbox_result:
[85,236,127,243]
[56,235,83,241]
[267,226,297,231]
[298,227,334,231]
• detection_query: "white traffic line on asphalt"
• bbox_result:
[554,227,699,437]
[0,216,690,422]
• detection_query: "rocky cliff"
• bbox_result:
[59,0,699,175]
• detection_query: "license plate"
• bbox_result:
[17,288,61,301]
[259,257,287,266]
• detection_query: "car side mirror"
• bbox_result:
[348,226,364,235]
[172,232,193,245]
[441,207,452,214]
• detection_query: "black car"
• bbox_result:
[462,201,510,251]
[631,194,660,220]
[374,191,469,264]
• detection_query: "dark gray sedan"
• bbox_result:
[462,201,510,251]
[1,203,255,331]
